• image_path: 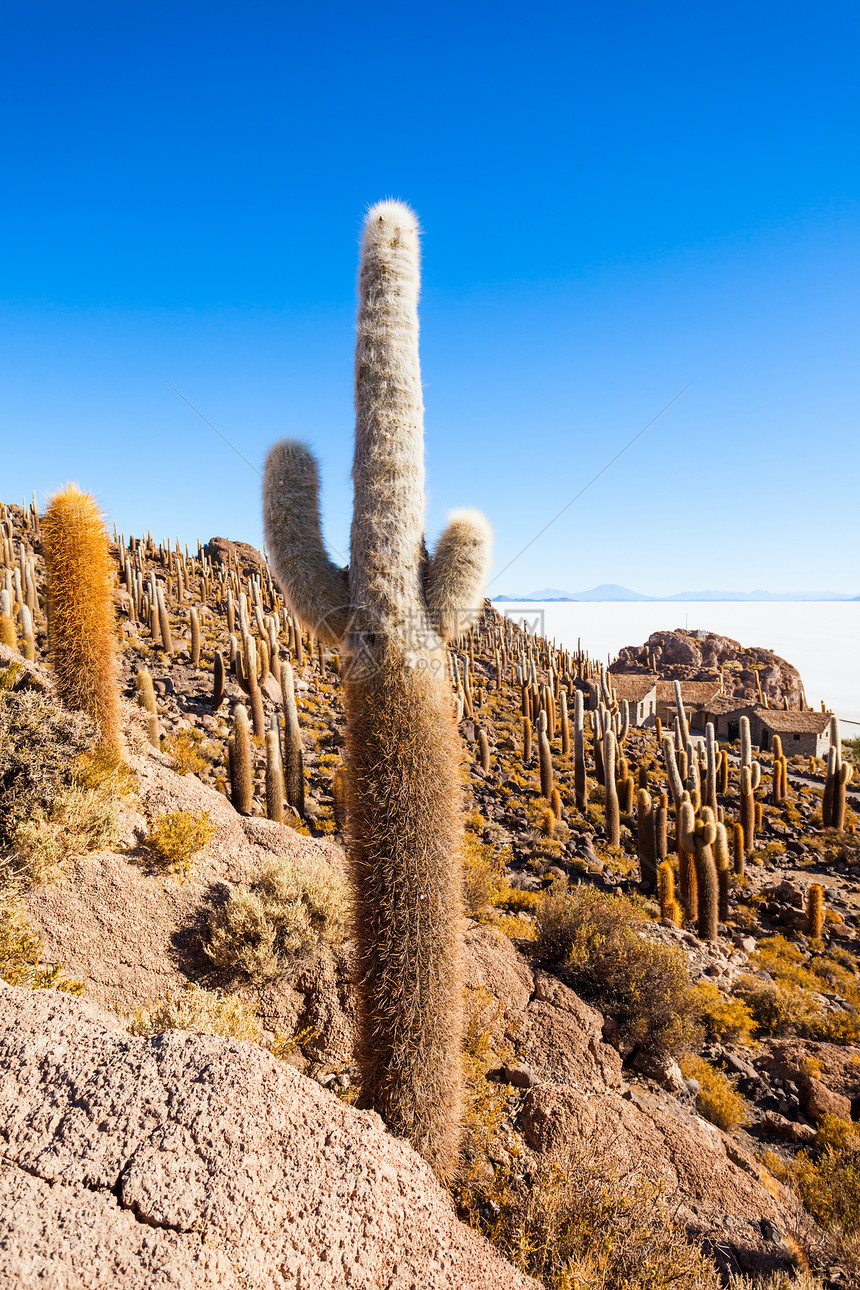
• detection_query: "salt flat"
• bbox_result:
[495,601,860,731]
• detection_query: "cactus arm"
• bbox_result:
[425,509,493,642]
[263,439,349,646]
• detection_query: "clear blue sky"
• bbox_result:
[2,1,857,594]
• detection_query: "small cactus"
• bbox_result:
[604,727,620,848]
[637,788,657,890]
[805,884,825,939]
[732,821,745,876]
[739,765,755,856]
[573,689,588,811]
[279,660,305,818]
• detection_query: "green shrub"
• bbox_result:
[535,885,701,1058]
[205,852,350,981]
[143,809,215,879]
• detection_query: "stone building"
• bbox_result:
[609,675,658,727]
[702,697,833,758]
[656,680,722,732]
[748,708,832,758]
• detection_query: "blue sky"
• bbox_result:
[1,1,857,594]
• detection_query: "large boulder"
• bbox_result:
[0,984,539,1289]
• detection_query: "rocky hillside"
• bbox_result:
[611,629,807,707]
[2,497,859,1288]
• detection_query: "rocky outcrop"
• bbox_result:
[611,630,805,707]
[0,984,540,1289]
[203,535,267,578]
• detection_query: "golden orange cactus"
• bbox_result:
[41,485,121,754]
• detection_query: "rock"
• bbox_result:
[519,972,624,1090]
[463,925,534,1015]
[502,1062,539,1089]
[0,984,539,1289]
[632,1050,688,1095]
[800,1076,853,1123]
[518,1080,793,1228]
[761,1111,816,1145]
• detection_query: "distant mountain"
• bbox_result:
[494,584,651,602]
[493,587,858,603]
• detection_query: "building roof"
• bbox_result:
[608,675,657,703]
[656,680,722,705]
[754,708,832,734]
[705,695,754,715]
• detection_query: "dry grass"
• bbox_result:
[205,851,350,981]
[128,984,262,1042]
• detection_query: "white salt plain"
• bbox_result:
[495,602,860,733]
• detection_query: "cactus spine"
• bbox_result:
[263,202,492,1179]
[41,485,122,754]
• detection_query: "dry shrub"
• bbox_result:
[689,981,758,1046]
[0,688,96,842]
[535,884,700,1058]
[732,1275,823,1290]
[678,1053,749,1131]
[735,977,822,1039]
[765,1124,860,1268]
[0,689,127,882]
[163,729,212,776]
[0,881,83,993]
[205,852,350,981]
[128,984,261,1043]
[143,809,215,879]
[463,835,504,915]
[471,1136,721,1290]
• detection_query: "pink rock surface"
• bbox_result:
[0,984,540,1289]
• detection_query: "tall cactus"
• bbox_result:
[262,202,492,1180]
[680,803,719,942]
[41,485,122,754]
[573,689,588,811]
